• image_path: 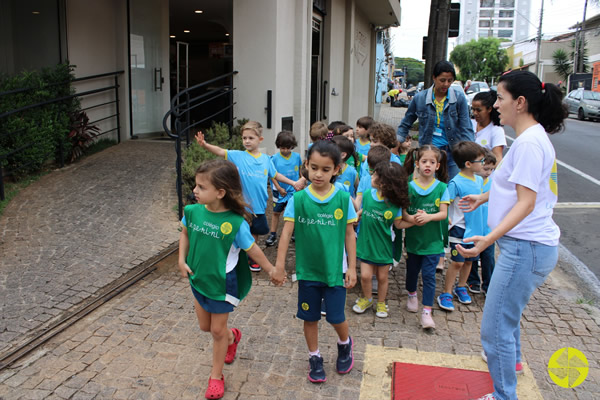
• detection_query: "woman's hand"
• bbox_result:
[458,194,485,213]
[455,235,491,258]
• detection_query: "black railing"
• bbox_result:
[163,71,238,220]
[0,70,124,200]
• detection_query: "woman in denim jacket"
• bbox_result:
[396,61,474,179]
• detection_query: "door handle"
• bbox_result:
[155,68,164,91]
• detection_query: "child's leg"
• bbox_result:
[193,300,212,333]
[444,261,464,293]
[359,262,375,299]
[331,320,349,342]
[209,312,231,380]
[405,253,422,293]
[270,211,281,233]
[420,255,438,307]
[304,320,319,352]
[457,261,473,287]
[375,266,390,303]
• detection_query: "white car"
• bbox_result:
[465,81,491,107]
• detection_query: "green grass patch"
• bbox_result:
[576,298,594,306]
[0,172,48,217]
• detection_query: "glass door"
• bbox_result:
[129,0,169,136]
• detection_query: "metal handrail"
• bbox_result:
[162,70,238,220]
[0,70,124,200]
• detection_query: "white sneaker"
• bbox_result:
[421,309,435,329]
[406,295,418,313]
[473,394,496,400]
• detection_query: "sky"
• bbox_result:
[391,0,600,61]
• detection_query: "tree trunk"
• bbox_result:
[424,0,451,87]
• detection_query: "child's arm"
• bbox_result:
[414,203,448,225]
[274,220,294,282]
[402,209,416,224]
[195,131,226,158]
[274,173,304,192]
[178,227,193,278]
[344,223,357,289]
[272,178,286,198]
[352,193,363,212]
[246,244,284,286]
[394,218,414,229]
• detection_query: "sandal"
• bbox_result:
[205,374,225,399]
[224,328,242,364]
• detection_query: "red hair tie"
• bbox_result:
[541,82,545,90]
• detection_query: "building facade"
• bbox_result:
[1,0,401,156]
[457,0,532,45]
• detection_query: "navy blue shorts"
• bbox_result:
[449,226,479,262]
[357,257,391,267]
[273,201,288,213]
[297,280,346,324]
[191,270,238,314]
[250,213,269,235]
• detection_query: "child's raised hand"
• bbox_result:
[344,269,357,289]
[178,261,193,278]
[195,131,206,147]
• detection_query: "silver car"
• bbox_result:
[564,89,600,121]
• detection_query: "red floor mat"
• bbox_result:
[392,362,494,400]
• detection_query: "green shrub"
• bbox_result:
[0,63,78,177]
[181,119,247,203]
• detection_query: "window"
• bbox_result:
[480,10,493,18]
[498,21,513,28]
[479,20,492,27]
[498,30,513,38]
[479,30,490,38]
[499,0,515,7]
[480,0,494,8]
[499,10,514,18]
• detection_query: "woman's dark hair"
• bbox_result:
[331,135,357,166]
[473,91,501,126]
[196,159,252,222]
[404,144,449,183]
[275,130,298,149]
[498,70,568,134]
[327,120,346,131]
[432,60,456,79]
[306,139,342,183]
[373,162,410,209]
[332,124,353,137]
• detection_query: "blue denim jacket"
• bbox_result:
[396,85,475,146]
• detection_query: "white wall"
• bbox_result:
[347,7,372,125]
[324,0,348,123]
[66,0,130,142]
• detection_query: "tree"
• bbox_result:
[552,49,571,83]
[449,37,509,83]
[394,57,425,86]
[570,39,590,73]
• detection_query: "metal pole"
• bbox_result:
[175,119,184,221]
[0,166,4,201]
[114,75,121,144]
[535,0,544,77]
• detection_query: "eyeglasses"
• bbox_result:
[471,158,486,165]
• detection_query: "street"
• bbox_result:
[504,117,600,282]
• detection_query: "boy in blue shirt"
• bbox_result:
[195,121,303,271]
[438,141,486,311]
[267,131,303,247]
[466,151,497,294]
[355,116,374,157]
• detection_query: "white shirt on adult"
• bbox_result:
[488,123,559,246]
[471,119,507,152]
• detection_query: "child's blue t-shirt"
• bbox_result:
[355,138,371,157]
[271,152,302,204]
[357,172,372,195]
[390,153,403,166]
[447,173,485,243]
[409,179,451,200]
[226,150,277,214]
[336,164,358,197]
[360,153,402,177]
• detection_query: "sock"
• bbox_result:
[309,349,321,357]
[408,292,417,297]
[423,307,432,314]
[270,231,276,235]
[337,338,350,345]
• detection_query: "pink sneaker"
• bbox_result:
[421,309,435,329]
[406,295,418,313]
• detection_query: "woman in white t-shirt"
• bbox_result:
[471,91,507,162]
[456,70,568,400]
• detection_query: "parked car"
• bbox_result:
[465,81,490,107]
[564,88,600,121]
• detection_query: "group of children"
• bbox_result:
[179,118,498,399]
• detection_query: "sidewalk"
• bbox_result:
[1,108,599,399]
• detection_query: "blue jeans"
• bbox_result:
[405,253,438,307]
[438,145,459,180]
[482,236,557,400]
[467,242,496,291]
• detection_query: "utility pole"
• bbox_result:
[578,0,589,73]
[424,0,451,87]
[535,0,544,77]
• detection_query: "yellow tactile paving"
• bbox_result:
[359,345,543,400]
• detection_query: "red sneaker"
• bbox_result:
[224,328,242,364]
[205,374,224,399]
